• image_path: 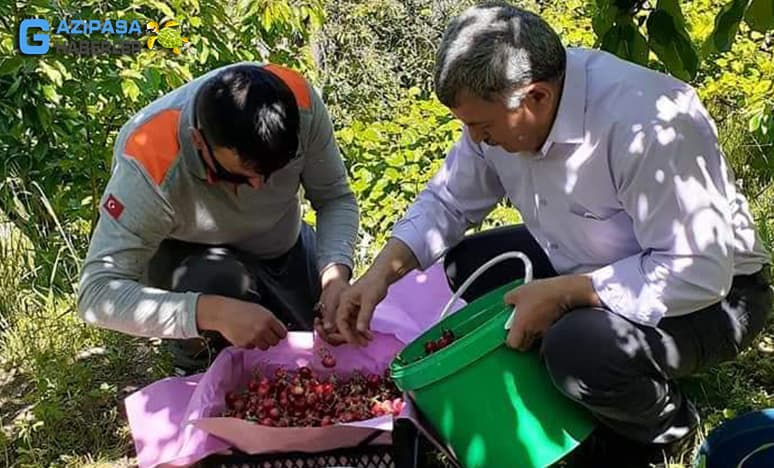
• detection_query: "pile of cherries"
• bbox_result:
[222,349,404,427]
[423,328,456,355]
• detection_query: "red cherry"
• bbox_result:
[269,407,280,419]
[424,340,437,354]
[247,379,261,392]
[320,416,333,426]
[366,374,382,389]
[392,398,404,414]
[261,417,274,426]
[299,366,313,379]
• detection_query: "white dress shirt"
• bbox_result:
[391,47,771,327]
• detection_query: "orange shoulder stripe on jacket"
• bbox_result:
[123,109,181,185]
[264,64,312,111]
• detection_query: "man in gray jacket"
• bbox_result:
[78,62,358,373]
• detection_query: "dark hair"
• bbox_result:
[195,65,300,177]
[435,2,565,109]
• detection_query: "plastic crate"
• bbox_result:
[199,444,393,468]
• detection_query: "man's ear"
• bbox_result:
[526,82,552,106]
[189,127,205,151]
[524,81,560,121]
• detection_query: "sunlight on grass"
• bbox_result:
[0,182,172,468]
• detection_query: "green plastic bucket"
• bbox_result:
[390,253,595,468]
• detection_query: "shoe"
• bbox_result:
[165,337,214,376]
[557,424,699,468]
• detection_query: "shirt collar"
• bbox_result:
[538,48,588,158]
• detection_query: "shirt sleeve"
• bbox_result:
[77,156,202,339]
[301,84,359,275]
[590,92,735,327]
[391,126,506,270]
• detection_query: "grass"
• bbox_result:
[0,184,172,468]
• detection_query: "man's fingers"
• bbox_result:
[325,332,348,346]
[355,295,377,334]
[506,323,523,349]
[254,337,270,351]
[336,303,360,343]
[336,298,359,344]
[503,288,519,305]
[268,318,288,339]
[264,330,280,346]
[518,333,535,352]
[241,339,256,349]
[315,318,347,346]
[322,297,339,331]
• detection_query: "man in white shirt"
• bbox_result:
[330,2,772,465]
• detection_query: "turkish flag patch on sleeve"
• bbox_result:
[104,194,125,220]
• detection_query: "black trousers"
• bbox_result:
[145,223,321,373]
[443,224,773,444]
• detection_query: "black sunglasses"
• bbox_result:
[197,130,255,185]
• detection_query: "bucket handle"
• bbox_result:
[438,251,533,330]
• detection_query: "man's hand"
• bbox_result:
[334,237,419,346]
[504,275,601,351]
[196,295,287,350]
[335,273,390,346]
[314,264,351,346]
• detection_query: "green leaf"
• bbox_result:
[592,0,619,39]
[385,153,405,167]
[42,85,61,105]
[190,16,202,27]
[38,62,63,87]
[749,112,763,132]
[744,0,774,32]
[647,9,699,80]
[1,37,13,53]
[199,46,210,64]
[600,17,649,66]
[705,0,751,54]
[7,77,22,96]
[119,69,144,80]
[121,79,141,102]
[262,6,275,31]
[361,127,380,143]
[384,167,400,181]
[655,0,687,28]
[36,105,52,129]
[0,57,24,76]
[143,0,176,20]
